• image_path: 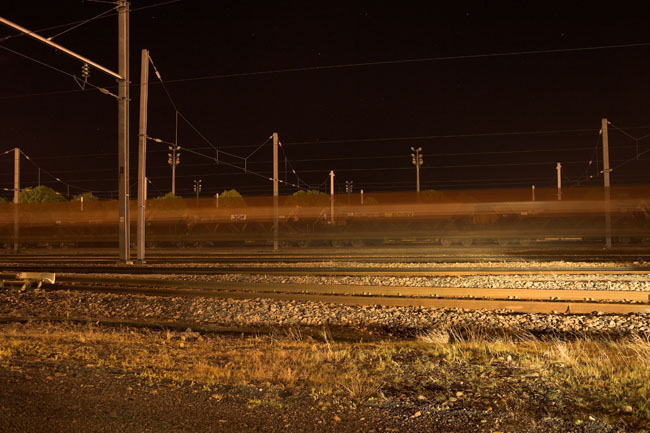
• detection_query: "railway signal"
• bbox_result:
[168,145,181,195]
[193,179,202,199]
[411,147,423,192]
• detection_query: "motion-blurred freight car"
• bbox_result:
[1,186,649,250]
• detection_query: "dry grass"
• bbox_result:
[1,322,649,428]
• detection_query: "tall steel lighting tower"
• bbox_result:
[411,147,423,192]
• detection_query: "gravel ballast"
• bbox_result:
[2,288,649,337]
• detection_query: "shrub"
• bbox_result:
[19,186,67,203]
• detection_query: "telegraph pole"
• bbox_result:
[272,132,279,251]
[117,0,131,262]
[411,147,423,192]
[329,170,335,224]
[13,147,19,253]
[602,118,612,248]
[137,48,149,263]
[556,162,562,201]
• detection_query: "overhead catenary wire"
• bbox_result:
[45,5,118,41]
[4,40,650,101]
[158,42,650,85]
[0,44,119,99]
[277,140,311,189]
[19,149,94,195]
[147,54,310,191]
[0,0,182,43]
[15,142,642,163]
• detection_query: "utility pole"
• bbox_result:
[411,147,423,192]
[329,170,335,224]
[137,48,149,263]
[13,147,19,253]
[117,0,131,262]
[13,148,19,204]
[556,162,562,201]
[0,14,128,261]
[602,118,612,248]
[272,132,279,251]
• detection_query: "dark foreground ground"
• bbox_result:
[0,360,630,433]
[1,321,647,433]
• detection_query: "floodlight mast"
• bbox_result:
[0,8,131,263]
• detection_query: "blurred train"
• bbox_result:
[1,186,649,249]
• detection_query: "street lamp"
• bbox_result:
[410,146,423,192]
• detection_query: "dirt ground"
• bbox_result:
[0,361,623,433]
[1,321,643,433]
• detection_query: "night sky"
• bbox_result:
[1,1,649,199]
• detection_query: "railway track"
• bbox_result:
[2,245,650,264]
[4,273,648,315]
[2,264,650,275]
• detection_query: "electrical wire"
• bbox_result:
[277,140,311,189]
[0,44,119,99]
[0,0,182,43]
[4,39,650,101]
[147,55,310,191]
[19,149,94,195]
[282,128,601,146]
[45,6,118,41]
[160,42,650,85]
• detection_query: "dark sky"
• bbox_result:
[1,0,649,199]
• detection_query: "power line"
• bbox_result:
[3,40,650,100]
[45,5,117,41]
[19,149,94,195]
[17,143,641,164]
[147,54,310,191]
[0,44,119,99]
[0,0,182,43]
[159,42,650,85]
[282,128,602,145]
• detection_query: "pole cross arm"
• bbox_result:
[0,15,123,80]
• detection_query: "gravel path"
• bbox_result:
[2,288,649,337]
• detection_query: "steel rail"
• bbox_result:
[2,265,650,275]
[38,275,650,303]
[32,282,650,314]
